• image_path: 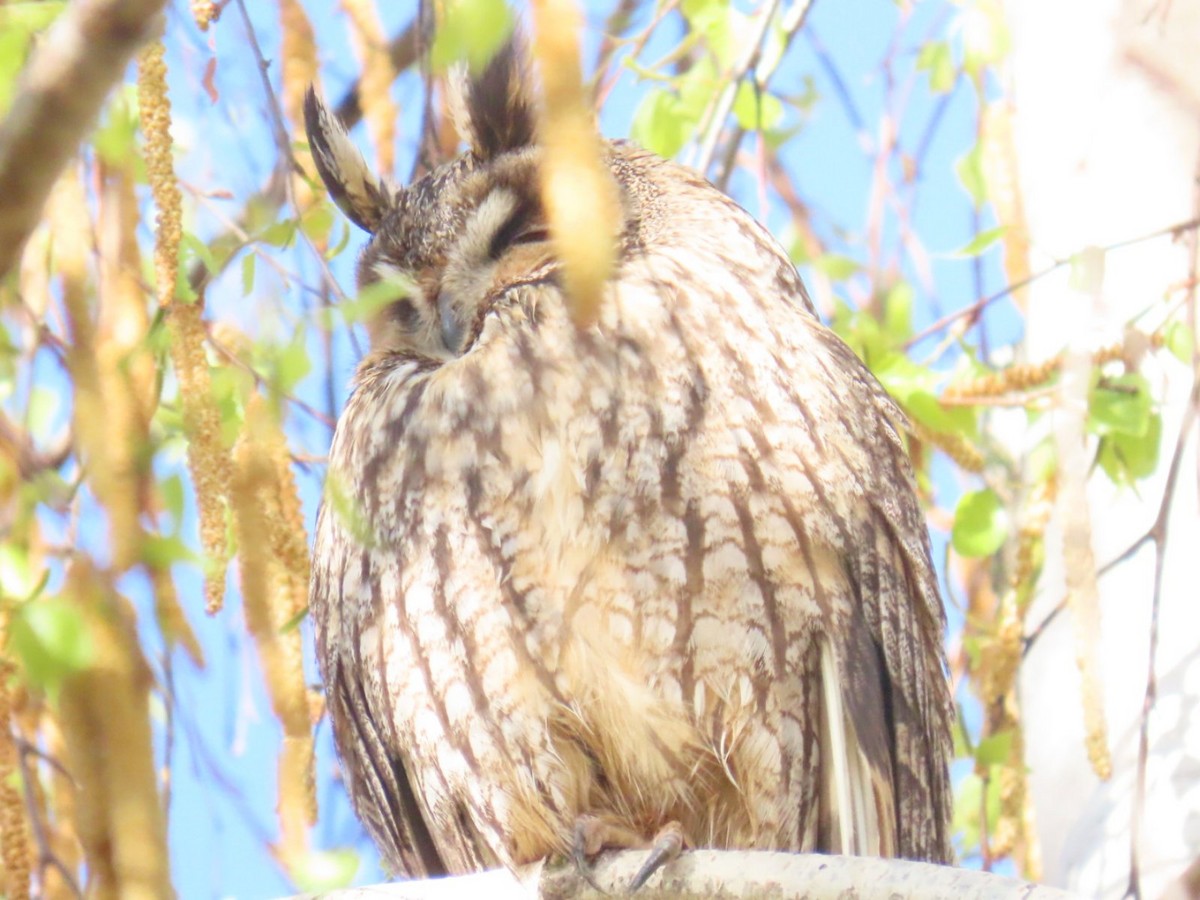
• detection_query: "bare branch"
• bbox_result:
[293,851,1075,899]
[906,216,1200,350]
[0,0,168,280]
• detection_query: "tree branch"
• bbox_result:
[906,216,1200,351]
[0,0,168,280]
[295,852,1074,899]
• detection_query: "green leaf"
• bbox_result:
[241,252,256,296]
[631,89,691,159]
[955,143,987,209]
[916,40,956,93]
[677,56,720,121]
[95,85,142,170]
[27,385,60,444]
[882,282,914,342]
[1025,438,1058,483]
[141,534,199,568]
[325,472,379,550]
[732,82,783,131]
[8,597,94,694]
[904,390,978,438]
[1164,320,1194,365]
[325,220,352,262]
[682,0,737,66]
[180,232,218,278]
[974,730,1013,767]
[952,768,1002,856]
[1088,373,1151,437]
[325,276,415,330]
[209,364,252,448]
[1097,412,1161,485]
[813,253,860,281]
[0,4,67,115]
[290,849,360,892]
[161,473,187,525]
[273,329,312,396]
[952,489,1008,558]
[873,355,978,437]
[831,303,887,365]
[280,606,310,635]
[300,204,334,244]
[953,226,1006,258]
[0,3,67,31]
[961,0,1011,78]
[259,219,297,249]
[0,544,39,599]
[431,0,514,73]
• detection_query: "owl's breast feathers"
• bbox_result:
[311,160,952,876]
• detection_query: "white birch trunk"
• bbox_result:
[1008,1,1200,895]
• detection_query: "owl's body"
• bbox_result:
[307,47,952,879]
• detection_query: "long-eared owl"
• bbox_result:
[306,42,953,880]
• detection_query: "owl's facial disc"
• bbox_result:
[435,183,552,355]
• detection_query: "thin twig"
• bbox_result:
[592,0,646,93]
[14,728,84,898]
[1023,377,1200,662]
[161,652,176,821]
[1124,377,1198,900]
[13,735,77,787]
[708,0,814,188]
[187,22,420,293]
[205,324,337,429]
[233,0,299,174]
[906,216,1200,350]
[691,0,786,176]
[803,26,867,141]
[231,0,357,364]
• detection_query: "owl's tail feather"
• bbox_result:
[819,641,897,857]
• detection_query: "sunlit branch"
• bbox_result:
[0,0,168,281]
[293,849,1075,899]
[709,0,814,191]
[691,0,786,176]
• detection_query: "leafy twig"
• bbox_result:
[691,0,786,176]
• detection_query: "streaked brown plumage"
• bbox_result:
[306,44,953,879]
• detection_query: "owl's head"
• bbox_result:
[305,44,616,358]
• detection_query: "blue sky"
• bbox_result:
[145,2,1007,896]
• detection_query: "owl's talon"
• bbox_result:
[570,817,612,896]
[629,821,684,892]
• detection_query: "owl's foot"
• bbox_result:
[570,814,644,894]
[628,820,685,891]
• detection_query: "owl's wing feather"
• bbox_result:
[312,501,462,878]
[326,649,450,877]
[848,360,954,862]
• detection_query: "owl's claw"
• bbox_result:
[570,817,612,896]
[570,814,652,895]
[628,821,684,892]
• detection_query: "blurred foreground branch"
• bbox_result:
[296,851,1076,899]
[0,0,168,280]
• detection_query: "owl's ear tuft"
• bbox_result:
[450,41,537,161]
[303,87,391,233]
